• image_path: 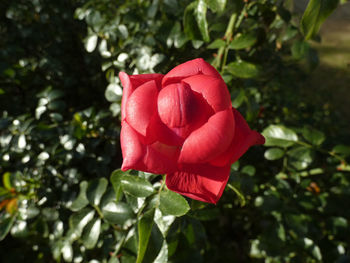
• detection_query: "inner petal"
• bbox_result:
[182,74,231,113]
[158,82,197,128]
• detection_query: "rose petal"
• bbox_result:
[162,58,222,86]
[119,72,163,121]
[179,108,235,163]
[209,108,265,167]
[143,144,178,174]
[121,121,146,172]
[147,115,184,146]
[157,82,213,139]
[125,80,159,136]
[166,164,231,203]
[157,82,197,128]
[182,75,231,113]
[121,121,178,174]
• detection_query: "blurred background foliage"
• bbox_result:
[1,0,350,262]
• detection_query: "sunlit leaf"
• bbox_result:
[82,218,101,249]
[121,175,154,198]
[101,201,134,225]
[262,125,298,147]
[301,0,339,39]
[159,190,189,216]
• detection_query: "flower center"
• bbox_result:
[157,82,197,128]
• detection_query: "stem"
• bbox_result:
[221,13,238,72]
[93,204,104,219]
[227,183,246,207]
[294,140,347,165]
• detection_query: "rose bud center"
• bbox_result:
[157,82,198,128]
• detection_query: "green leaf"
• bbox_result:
[87,178,108,206]
[264,148,285,160]
[291,40,310,60]
[195,0,210,42]
[153,240,168,263]
[332,145,350,156]
[262,125,298,147]
[2,172,12,190]
[241,165,256,176]
[100,187,117,208]
[229,32,257,50]
[167,22,188,48]
[226,61,261,79]
[188,207,220,221]
[142,224,164,263]
[121,175,154,198]
[288,146,314,170]
[69,208,95,238]
[110,170,124,201]
[0,215,15,241]
[159,189,190,216]
[227,183,246,207]
[61,242,73,262]
[85,34,98,53]
[136,209,155,263]
[206,0,227,13]
[302,126,325,146]
[184,2,202,40]
[82,218,101,249]
[231,89,246,108]
[207,38,225,49]
[300,0,339,40]
[101,201,134,225]
[105,83,122,102]
[70,181,89,211]
[154,208,175,237]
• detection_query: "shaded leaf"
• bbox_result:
[136,209,155,263]
[226,61,261,79]
[70,181,89,211]
[264,148,285,160]
[0,215,15,241]
[110,169,124,201]
[288,146,313,170]
[184,2,202,40]
[87,178,108,206]
[229,32,257,50]
[302,126,325,146]
[207,38,225,49]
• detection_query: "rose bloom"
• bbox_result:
[119,58,264,203]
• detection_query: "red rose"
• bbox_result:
[119,58,264,203]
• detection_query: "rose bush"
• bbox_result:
[119,58,264,203]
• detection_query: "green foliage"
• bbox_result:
[1,0,349,262]
[301,0,340,39]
